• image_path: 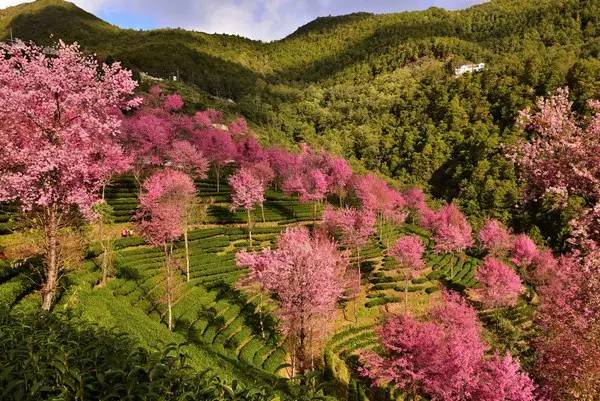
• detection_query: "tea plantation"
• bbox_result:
[0,175,535,400]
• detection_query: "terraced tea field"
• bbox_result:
[0,174,537,399]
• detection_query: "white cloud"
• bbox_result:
[0,0,488,41]
[0,0,32,7]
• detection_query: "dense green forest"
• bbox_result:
[2,0,600,243]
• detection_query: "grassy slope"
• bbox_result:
[0,174,537,400]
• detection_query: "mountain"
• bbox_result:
[3,0,600,242]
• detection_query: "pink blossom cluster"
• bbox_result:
[322,206,376,249]
[135,169,196,246]
[426,203,474,253]
[228,168,265,211]
[511,234,539,268]
[514,88,600,205]
[478,219,513,256]
[236,227,348,371]
[533,250,600,400]
[0,41,139,218]
[360,292,536,401]
[350,174,407,223]
[474,257,524,308]
[389,235,426,271]
[279,145,352,204]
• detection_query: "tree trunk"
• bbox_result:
[216,165,220,193]
[298,321,306,376]
[98,211,113,287]
[405,276,409,313]
[353,247,361,322]
[184,226,190,282]
[165,243,173,331]
[133,169,142,195]
[41,207,60,311]
[100,242,110,286]
[258,292,265,338]
[246,208,253,247]
[99,215,107,286]
[260,202,265,223]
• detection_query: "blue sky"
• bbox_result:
[0,0,488,41]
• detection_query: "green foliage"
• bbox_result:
[3,0,600,233]
[0,310,280,401]
[0,0,597,248]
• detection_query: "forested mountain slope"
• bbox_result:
[2,0,600,241]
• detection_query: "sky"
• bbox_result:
[0,0,488,41]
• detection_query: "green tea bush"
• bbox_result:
[0,311,279,401]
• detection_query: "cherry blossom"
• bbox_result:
[473,257,524,308]
[0,40,139,310]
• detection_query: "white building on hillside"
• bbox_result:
[454,63,485,76]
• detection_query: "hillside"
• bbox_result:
[2,0,600,240]
[1,22,594,398]
[1,172,536,400]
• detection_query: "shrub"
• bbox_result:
[0,311,279,401]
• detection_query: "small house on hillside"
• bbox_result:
[454,63,485,76]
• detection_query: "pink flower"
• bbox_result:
[228,168,265,211]
[163,93,184,111]
[511,234,538,267]
[135,169,196,246]
[474,257,524,308]
[429,204,474,253]
[389,235,425,271]
[479,219,512,256]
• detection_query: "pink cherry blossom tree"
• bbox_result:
[360,292,535,401]
[236,227,347,375]
[322,206,376,260]
[479,219,513,256]
[163,93,184,112]
[236,135,265,167]
[514,88,600,206]
[473,257,524,308]
[248,161,275,223]
[228,116,249,135]
[135,169,196,329]
[0,40,139,310]
[166,140,209,179]
[266,147,300,190]
[533,251,600,401]
[511,234,539,268]
[322,206,376,319]
[472,353,537,401]
[120,106,174,188]
[228,168,265,246]
[389,235,426,311]
[403,187,427,215]
[283,146,353,221]
[513,88,600,253]
[194,127,237,192]
[429,203,474,254]
[283,169,328,221]
[164,140,209,281]
[327,157,353,206]
[350,174,408,245]
[360,292,485,401]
